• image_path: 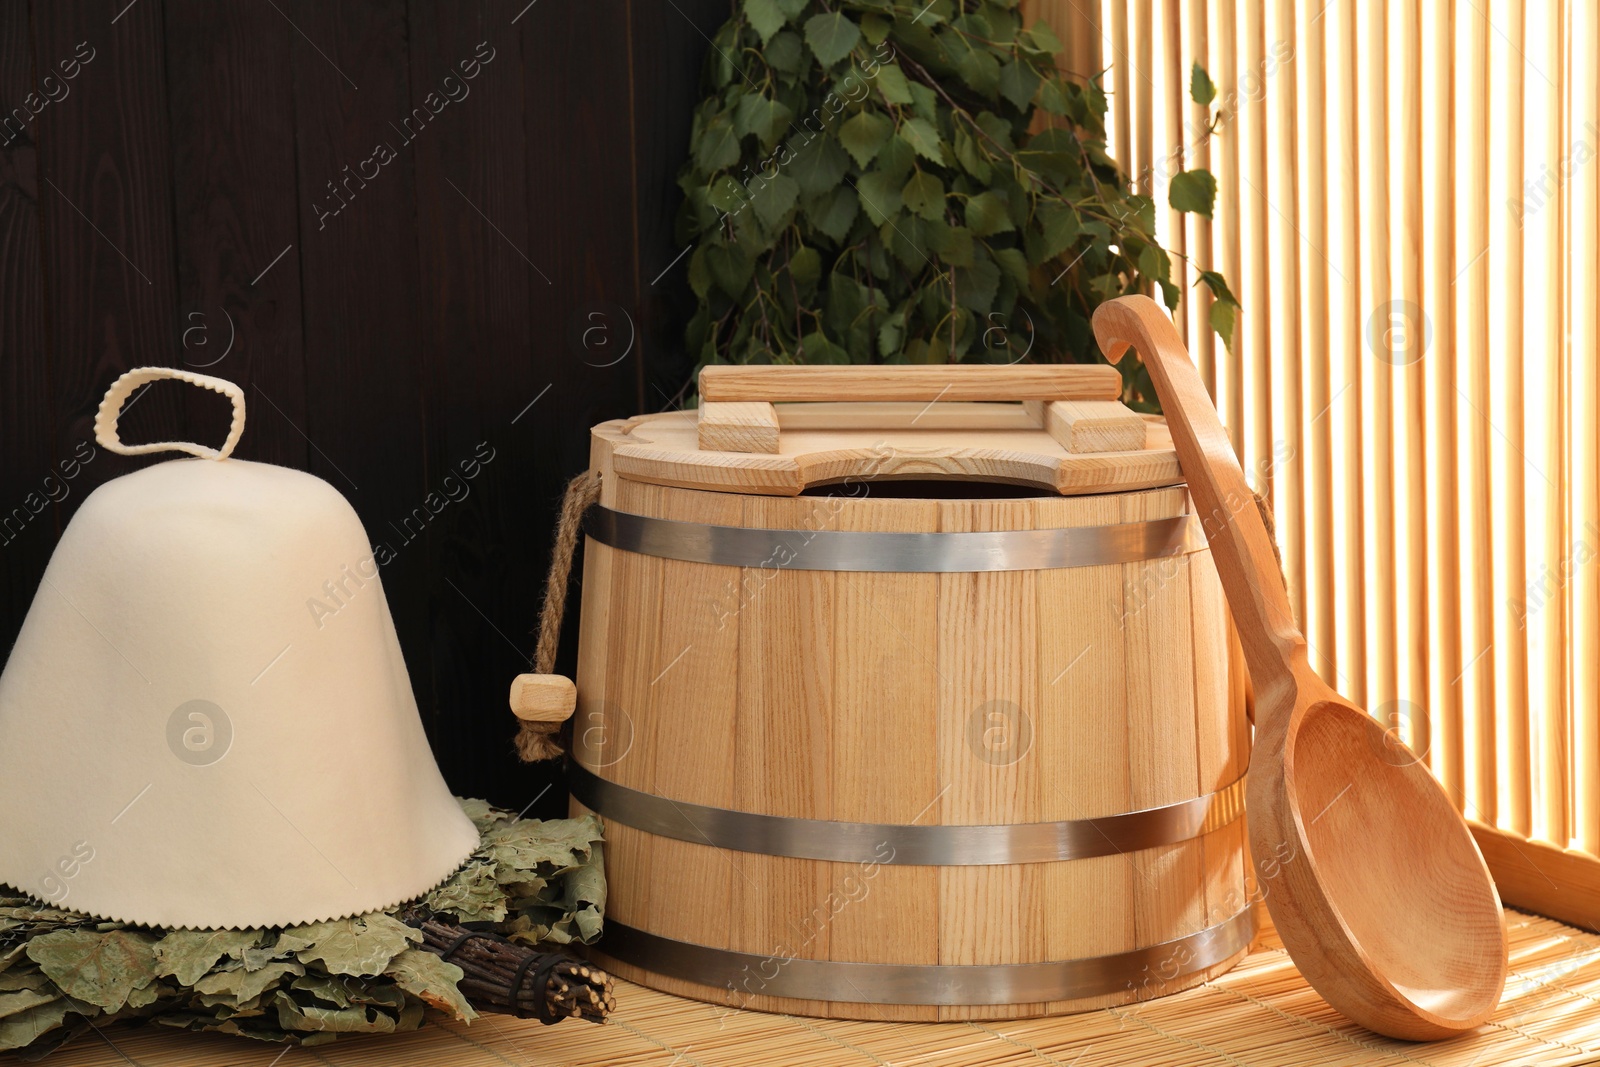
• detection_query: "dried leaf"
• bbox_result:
[0,989,57,1021]
[385,950,476,1023]
[193,960,303,1003]
[153,929,262,986]
[25,929,159,1011]
[423,862,506,924]
[278,916,419,977]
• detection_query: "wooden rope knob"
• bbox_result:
[510,674,577,723]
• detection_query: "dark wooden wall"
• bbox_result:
[0,0,725,816]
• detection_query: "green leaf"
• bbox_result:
[694,112,741,172]
[774,0,806,14]
[805,186,860,241]
[1209,297,1237,345]
[708,242,754,297]
[993,245,1030,288]
[804,11,861,67]
[956,48,1002,98]
[902,171,946,220]
[1020,23,1063,55]
[872,63,914,105]
[1031,202,1080,263]
[1137,242,1170,283]
[884,215,931,269]
[997,60,1041,110]
[964,191,1014,236]
[1196,267,1240,308]
[907,80,939,122]
[1037,77,1069,116]
[953,125,992,182]
[751,174,800,231]
[860,12,891,44]
[765,30,804,74]
[1169,168,1218,216]
[798,330,851,363]
[856,170,904,225]
[734,94,793,149]
[787,135,850,195]
[277,916,420,977]
[839,109,894,168]
[898,117,947,165]
[1190,62,1217,106]
[27,930,159,1012]
[877,309,906,357]
[927,221,974,266]
[788,244,823,290]
[743,0,787,44]
[687,245,713,299]
[956,249,1002,312]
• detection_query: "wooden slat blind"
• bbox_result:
[1067,0,1600,928]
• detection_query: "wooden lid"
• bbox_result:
[595,399,1182,498]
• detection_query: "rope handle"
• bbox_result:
[94,367,246,461]
[515,468,603,762]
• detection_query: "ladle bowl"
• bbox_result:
[1093,295,1508,1040]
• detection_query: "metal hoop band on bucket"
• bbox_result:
[594,909,1256,1006]
[585,504,1206,573]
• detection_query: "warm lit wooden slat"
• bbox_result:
[1495,0,1530,838]
[1395,0,1433,777]
[1540,0,1570,849]
[1425,0,1462,803]
[1268,0,1305,629]
[1215,0,1244,456]
[1576,0,1600,855]
[1111,0,1133,169]
[1365,0,1398,719]
[1163,0,1188,346]
[1241,0,1273,500]
[1334,0,1365,709]
[1302,0,1334,686]
[1189,0,1216,396]
[1462,0,1496,825]
[1135,0,1155,200]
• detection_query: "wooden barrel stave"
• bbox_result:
[575,475,1252,1020]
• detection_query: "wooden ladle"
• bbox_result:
[1093,295,1507,1040]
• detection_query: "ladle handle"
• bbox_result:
[1091,296,1308,701]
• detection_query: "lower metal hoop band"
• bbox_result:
[586,504,1204,573]
[597,908,1256,1006]
[569,762,1245,866]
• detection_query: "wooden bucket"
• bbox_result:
[565,366,1253,1021]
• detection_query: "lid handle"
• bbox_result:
[696,364,1131,454]
[94,367,247,461]
[698,364,1122,404]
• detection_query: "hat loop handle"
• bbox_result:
[94,367,247,461]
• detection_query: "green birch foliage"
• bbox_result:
[677,0,1238,409]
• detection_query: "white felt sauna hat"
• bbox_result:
[0,367,478,929]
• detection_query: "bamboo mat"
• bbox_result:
[32,909,1600,1067]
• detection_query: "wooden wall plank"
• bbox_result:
[0,0,50,648]
[284,0,435,766]
[163,0,307,468]
[627,0,724,406]
[407,0,540,805]
[34,0,184,499]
